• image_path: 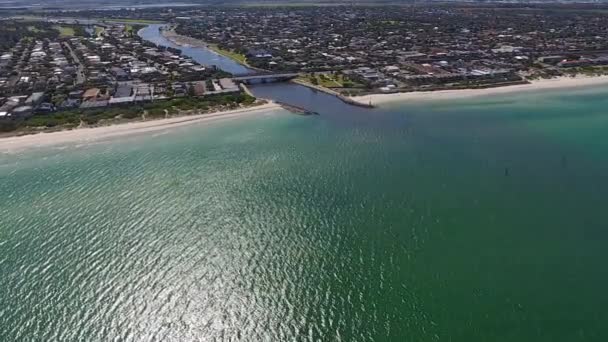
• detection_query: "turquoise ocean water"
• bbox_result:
[1,86,608,341]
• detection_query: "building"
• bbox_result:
[25,92,44,106]
[82,88,101,101]
[219,78,238,91]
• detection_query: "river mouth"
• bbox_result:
[4,86,608,341]
[3,17,608,342]
[139,24,359,114]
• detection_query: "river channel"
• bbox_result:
[136,24,366,115]
[138,24,254,76]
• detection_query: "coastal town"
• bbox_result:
[173,5,608,94]
[4,3,608,133]
[0,18,255,133]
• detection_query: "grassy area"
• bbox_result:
[98,18,164,24]
[53,25,75,37]
[13,15,46,21]
[94,26,105,37]
[26,25,42,33]
[318,73,344,87]
[298,73,365,88]
[562,66,608,76]
[242,2,356,7]
[300,73,343,88]
[208,44,248,65]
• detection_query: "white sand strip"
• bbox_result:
[351,75,608,105]
[0,103,282,153]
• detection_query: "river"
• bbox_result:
[138,24,254,76]
[138,24,366,114]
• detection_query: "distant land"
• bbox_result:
[3,0,608,10]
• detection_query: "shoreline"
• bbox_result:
[0,103,282,153]
[351,75,608,105]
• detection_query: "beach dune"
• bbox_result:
[0,103,282,153]
[352,75,608,105]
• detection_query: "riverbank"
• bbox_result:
[351,75,608,105]
[160,27,263,72]
[160,27,209,49]
[0,103,281,153]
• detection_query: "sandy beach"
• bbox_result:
[352,75,608,105]
[0,103,282,153]
[161,27,207,49]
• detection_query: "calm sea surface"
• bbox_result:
[2,85,608,341]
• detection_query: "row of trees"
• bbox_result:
[0,93,257,133]
[0,21,59,52]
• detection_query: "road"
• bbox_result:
[63,41,86,85]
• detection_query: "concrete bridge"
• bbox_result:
[233,73,299,85]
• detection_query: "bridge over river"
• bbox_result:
[232,73,300,85]
[137,25,369,110]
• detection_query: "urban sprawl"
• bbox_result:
[175,5,608,91]
[3,4,608,132]
[0,19,254,132]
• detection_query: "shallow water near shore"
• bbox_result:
[2,86,608,341]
